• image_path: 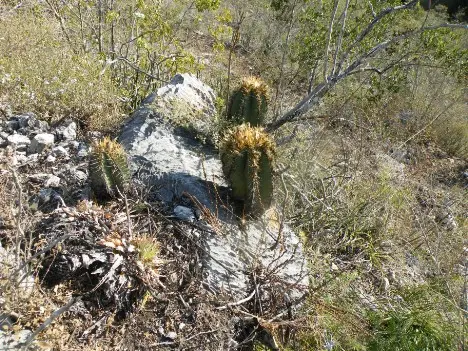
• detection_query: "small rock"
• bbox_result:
[6,119,19,132]
[0,136,6,147]
[51,145,69,157]
[16,112,37,129]
[29,133,55,154]
[0,131,9,139]
[29,188,62,212]
[174,206,195,222]
[46,155,56,163]
[0,313,18,330]
[45,175,61,187]
[7,134,30,149]
[27,153,40,163]
[77,143,89,158]
[15,113,49,136]
[165,331,177,341]
[69,140,80,149]
[29,173,61,187]
[382,277,390,291]
[56,120,77,141]
[15,154,28,164]
[0,329,32,350]
[35,120,50,132]
[70,169,87,182]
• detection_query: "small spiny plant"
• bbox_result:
[89,137,130,200]
[133,235,160,268]
[220,124,275,216]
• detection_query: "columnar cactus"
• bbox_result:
[89,137,130,200]
[228,76,269,127]
[220,124,275,216]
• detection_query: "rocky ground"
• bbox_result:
[0,75,309,350]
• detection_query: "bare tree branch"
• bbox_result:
[331,0,351,77]
[323,0,340,82]
[114,55,170,84]
[335,0,419,75]
[266,19,467,132]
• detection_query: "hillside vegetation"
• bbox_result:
[0,0,467,350]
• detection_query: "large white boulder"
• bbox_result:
[119,73,308,299]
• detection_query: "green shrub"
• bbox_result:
[367,285,461,351]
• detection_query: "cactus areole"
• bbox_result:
[89,137,130,200]
[220,124,275,216]
[228,77,269,127]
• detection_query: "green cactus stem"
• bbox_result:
[228,76,269,127]
[89,137,130,200]
[220,124,275,216]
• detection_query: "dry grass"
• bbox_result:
[0,10,124,131]
[274,95,467,348]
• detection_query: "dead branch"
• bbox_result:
[323,0,340,82]
[24,296,80,347]
[9,233,72,281]
[8,166,24,269]
[216,287,257,311]
[331,0,351,77]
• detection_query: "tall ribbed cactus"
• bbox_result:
[228,76,269,127]
[89,137,130,200]
[220,125,275,216]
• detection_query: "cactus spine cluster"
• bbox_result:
[228,76,269,127]
[220,124,275,216]
[89,137,130,200]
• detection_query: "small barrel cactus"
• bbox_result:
[228,76,269,127]
[89,137,130,200]
[220,124,275,216]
